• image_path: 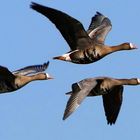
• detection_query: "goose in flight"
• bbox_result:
[31,2,137,64]
[0,61,52,94]
[63,76,140,125]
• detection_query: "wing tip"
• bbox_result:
[62,112,70,120]
[62,115,67,120]
[107,121,115,125]
[96,11,103,16]
[30,2,37,9]
[107,116,117,125]
[30,2,40,9]
[30,1,46,11]
[43,61,50,69]
[91,11,105,22]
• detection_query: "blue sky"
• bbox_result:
[0,0,140,140]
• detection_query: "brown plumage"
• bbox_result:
[0,61,52,94]
[30,2,137,64]
[63,77,140,125]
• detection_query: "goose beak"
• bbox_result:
[137,78,140,84]
[130,43,138,49]
[46,73,54,79]
[53,56,66,60]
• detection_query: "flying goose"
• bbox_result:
[30,2,137,64]
[0,61,52,94]
[63,77,140,125]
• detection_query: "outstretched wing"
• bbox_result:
[87,12,112,44]
[12,61,49,76]
[31,2,92,51]
[102,86,123,125]
[63,78,98,120]
[0,66,15,81]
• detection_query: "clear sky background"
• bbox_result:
[0,0,140,140]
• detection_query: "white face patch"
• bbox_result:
[130,43,136,49]
[46,73,49,78]
[46,73,52,79]
[137,78,140,84]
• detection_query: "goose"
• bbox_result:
[30,2,137,64]
[0,61,52,94]
[63,77,140,125]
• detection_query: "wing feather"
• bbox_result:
[13,61,49,76]
[87,12,112,44]
[102,86,123,125]
[63,79,98,120]
[31,2,91,50]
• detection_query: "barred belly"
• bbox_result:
[71,48,100,64]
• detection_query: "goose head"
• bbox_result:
[121,42,137,50]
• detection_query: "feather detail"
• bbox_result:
[12,61,49,76]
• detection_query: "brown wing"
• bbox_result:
[63,79,98,120]
[0,66,15,81]
[102,86,123,125]
[87,12,112,44]
[31,2,92,51]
